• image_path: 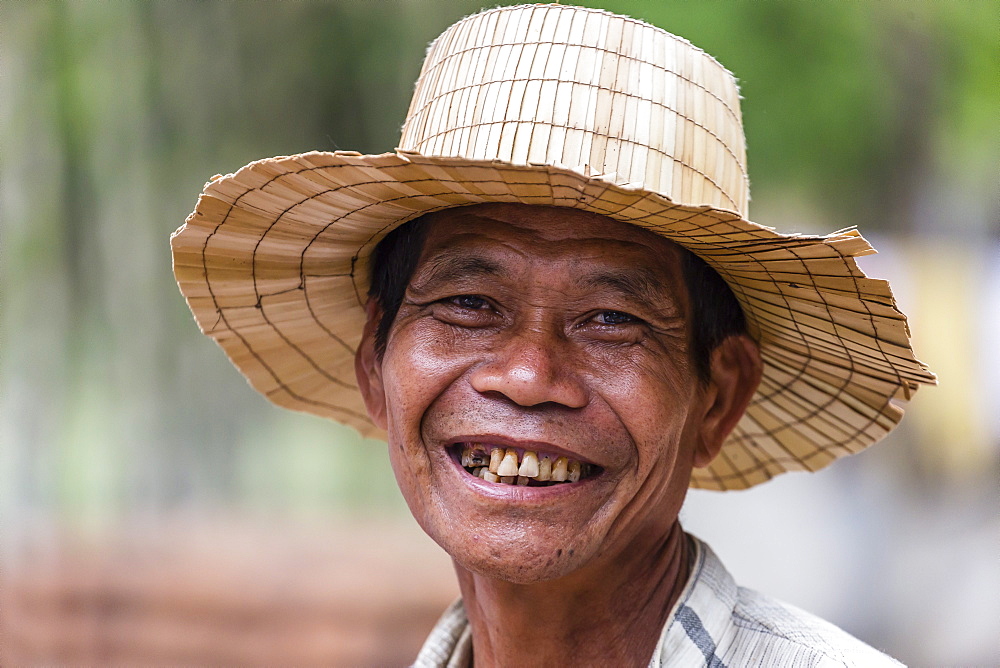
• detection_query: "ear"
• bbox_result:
[355,299,388,430]
[693,335,762,468]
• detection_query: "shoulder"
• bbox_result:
[665,537,905,668]
[723,584,904,667]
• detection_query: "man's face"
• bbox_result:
[360,204,715,583]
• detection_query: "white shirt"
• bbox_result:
[413,536,903,667]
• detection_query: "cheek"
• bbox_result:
[590,346,695,437]
[380,323,480,439]
[382,319,492,464]
[595,366,698,544]
[589,349,701,509]
[380,329,458,527]
[384,436,441,540]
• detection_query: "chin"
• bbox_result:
[426,516,602,585]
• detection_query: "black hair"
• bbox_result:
[368,216,432,359]
[367,213,747,381]
[678,249,747,380]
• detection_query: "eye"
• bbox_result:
[430,293,500,328]
[449,294,490,310]
[581,310,647,344]
[594,310,640,325]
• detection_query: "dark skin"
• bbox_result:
[356,204,762,667]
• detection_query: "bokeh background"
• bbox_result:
[2,1,997,665]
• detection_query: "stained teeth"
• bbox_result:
[462,446,489,468]
[489,447,504,473]
[497,449,520,477]
[536,455,552,481]
[551,456,569,482]
[518,451,539,478]
[461,445,596,486]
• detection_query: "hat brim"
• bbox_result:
[171,150,935,491]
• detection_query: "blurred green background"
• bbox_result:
[2,1,997,665]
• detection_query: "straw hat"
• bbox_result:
[171,4,935,491]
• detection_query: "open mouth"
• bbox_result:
[450,443,601,487]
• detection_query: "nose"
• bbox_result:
[468,324,589,409]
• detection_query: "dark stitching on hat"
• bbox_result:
[840,242,908,402]
[263,383,368,420]
[736,293,920,370]
[249,182,361,360]
[200,182,361,400]
[256,282,305,305]
[748,358,892,454]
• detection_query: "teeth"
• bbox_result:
[518,451,539,478]
[462,446,488,468]
[536,455,552,481]
[551,456,569,482]
[460,445,597,486]
[489,447,504,473]
[497,449,520,477]
[469,447,488,468]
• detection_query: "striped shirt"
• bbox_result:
[413,536,903,667]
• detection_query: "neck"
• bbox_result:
[454,522,692,668]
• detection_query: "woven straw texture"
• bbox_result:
[171,4,935,491]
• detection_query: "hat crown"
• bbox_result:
[400,4,749,216]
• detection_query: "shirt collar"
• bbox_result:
[412,535,735,668]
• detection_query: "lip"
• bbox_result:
[450,457,602,502]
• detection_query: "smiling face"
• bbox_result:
[357,204,742,583]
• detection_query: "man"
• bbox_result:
[172,5,935,665]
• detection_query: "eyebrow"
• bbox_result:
[581,269,676,310]
[413,251,505,288]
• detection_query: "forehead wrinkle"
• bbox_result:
[411,246,506,290]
